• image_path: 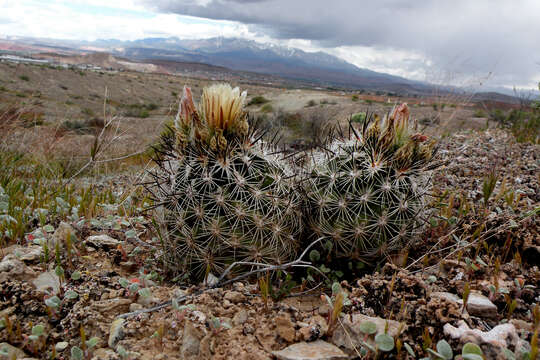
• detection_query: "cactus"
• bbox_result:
[148,84,302,280]
[304,103,438,263]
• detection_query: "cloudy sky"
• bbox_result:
[1,0,539,91]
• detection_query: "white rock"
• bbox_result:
[272,340,349,360]
[32,271,61,295]
[431,291,497,318]
[0,254,36,282]
[85,234,121,249]
[443,320,526,358]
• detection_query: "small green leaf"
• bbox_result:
[64,290,78,299]
[43,224,55,233]
[129,282,139,293]
[86,337,100,348]
[462,343,483,355]
[71,346,84,360]
[462,355,484,360]
[331,282,341,295]
[436,339,453,359]
[375,333,395,352]
[125,229,137,239]
[359,321,377,335]
[71,271,81,280]
[32,324,45,336]
[309,249,320,262]
[55,265,64,278]
[118,277,129,288]
[138,287,151,298]
[502,348,516,360]
[45,295,61,309]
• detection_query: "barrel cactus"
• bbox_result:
[304,103,438,264]
[148,84,302,280]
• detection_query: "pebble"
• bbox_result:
[272,340,349,360]
[233,309,248,326]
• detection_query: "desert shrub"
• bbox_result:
[505,109,540,143]
[473,109,487,117]
[350,112,366,123]
[305,99,317,107]
[351,95,359,102]
[19,75,30,81]
[248,95,269,106]
[260,103,273,113]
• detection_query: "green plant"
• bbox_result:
[351,112,366,123]
[260,103,273,113]
[352,95,359,102]
[305,99,317,107]
[248,95,269,106]
[19,75,30,81]
[147,84,302,281]
[304,103,438,265]
[322,282,350,336]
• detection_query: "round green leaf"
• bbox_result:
[358,321,377,335]
[375,333,395,352]
[462,343,483,355]
[71,346,84,360]
[86,337,100,348]
[32,324,45,336]
[436,339,453,359]
[309,249,320,262]
[71,271,81,280]
[138,287,151,298]
[65,290,78,299]
[462,354,484,360]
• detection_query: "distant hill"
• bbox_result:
[1,36,524,103]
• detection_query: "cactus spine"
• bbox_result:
[148,84,302,280]
[304,103,437,263]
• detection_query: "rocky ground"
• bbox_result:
[0,129,538,359]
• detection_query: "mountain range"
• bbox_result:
[1,35,522,101]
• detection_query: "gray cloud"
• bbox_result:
[141,0,540,88]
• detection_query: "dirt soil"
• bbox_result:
[0,127,538,359]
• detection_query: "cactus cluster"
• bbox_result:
[148,84,302,280]
[304,104,437,262]
[148,84,438,281]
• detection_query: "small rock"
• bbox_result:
[510,319,533,333]
[233,309,248,326]
[181,321,205,359]
[191,310,207,324]
[0,343,28,359]
[51,222,75,249]
[8,245,43,263]
[466,293,498,318]
[0,254,36,282]
[55,342,69,352]
[276,314,296,343]
[272,340,349,360]
[224,291,245,303]
[243,323,255,335]
[32,271,61,295]
[431,291,497,318]
[85,234,121,249]
[108,318,125,348]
